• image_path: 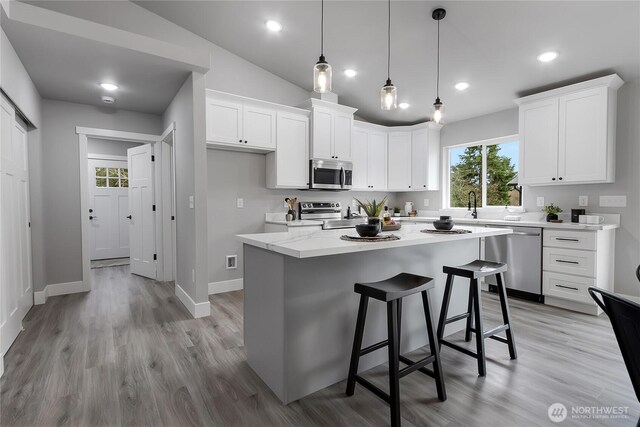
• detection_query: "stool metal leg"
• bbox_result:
[346,295,369,396]
[387,300,401,427]
[397,298,403,356]
[437,274,454,348]
[496,273,518,360]
[421,290,447,402]
[471,279,487,376]
[464,282,474,342]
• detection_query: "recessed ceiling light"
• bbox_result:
[398,103,410,109]
[100,82,119,91]
[266,20,283,32]
[537,51,559,63]
[454,82,469,91]
[344,69,357,78]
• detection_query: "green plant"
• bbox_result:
[354,197,387,217]
[542,203,563,215]
[393,207,401,213]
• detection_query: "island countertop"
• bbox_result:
[237,224,512,258]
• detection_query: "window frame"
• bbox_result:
[94,166,129,188]
[443,134,523,211]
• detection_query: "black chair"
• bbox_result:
[589,287,640,403]
[346,273,446,427]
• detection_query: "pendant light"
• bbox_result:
[313,0,332,93]
[432,8,446,123]
[380,0,397,110]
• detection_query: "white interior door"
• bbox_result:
[128,144,156,279]
[0,96,32,362]
[88,158,130,260]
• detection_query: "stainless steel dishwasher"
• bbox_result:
[484,225,543,303]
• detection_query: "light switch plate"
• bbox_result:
[599,195,627,207]
[578,196,589,207]
[237,198,244,208]
[189,196,194,209]
[536,197,545,207]
[424,199,429,207]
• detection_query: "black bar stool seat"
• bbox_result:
[438,260,517,377]
[346,273,446,427]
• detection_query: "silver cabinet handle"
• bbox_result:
[556,259,579,265]
[555,284,579,291]
[556,237,579,242]
[509,232,541,237]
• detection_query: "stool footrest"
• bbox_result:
[444,312,470,325]
[354,375,390,404]
[469,325,510,340]
[489,335,508,344]
[399,355,437,379]
[360,340,388,356]
[440,339,478,359]
[398,354,436,379]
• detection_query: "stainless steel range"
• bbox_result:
[298,201,366,230]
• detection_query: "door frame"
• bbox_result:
[76,124,176,291]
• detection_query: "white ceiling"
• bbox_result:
[2,6,192,115]
[135,0,640,125]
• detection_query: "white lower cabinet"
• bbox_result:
[542,229,615,315]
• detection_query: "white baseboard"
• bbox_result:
[0,353,4,378]
[175,283,211,318]
[208,278,243,295]
[34,280,88,305]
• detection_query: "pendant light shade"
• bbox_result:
[313,0,332,93]
[432,8,446,123]
[380,0,397,110]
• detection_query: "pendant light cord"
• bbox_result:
[321,0,324,56]
[387,0,391,80]
[436,18,440,98]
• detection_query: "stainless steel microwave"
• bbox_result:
[309,159,353,190]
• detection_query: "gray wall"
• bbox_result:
[40,99,162,289]
[207,149,400,284]
[87,138,141,156]
[403,82,640,296]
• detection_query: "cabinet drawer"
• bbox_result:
[543,272,595,305]
[543,247,596,277]
[543,230,596,251]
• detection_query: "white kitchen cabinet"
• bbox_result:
[266,111,310,189]
[298,99,357,162]
[206,91,276,152]
[351,124,388,191]
[411,124,441,191]
[515,74,623,186]
[387,132,412,191]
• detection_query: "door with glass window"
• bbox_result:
[88,159,129,260]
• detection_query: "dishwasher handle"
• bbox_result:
[484,225,540,237]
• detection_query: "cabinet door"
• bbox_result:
[411,127,429,190]
[558,87,608,183]
[387,132,412,190]
[519,98,559,185]
[426,127,441,190]
[333,112,353,161]
[272,112,309,188]
[351,128,369,190]
[206,98,243,145]
[243,105,276,149]
[368,131,388,191]
[311,107,333,160]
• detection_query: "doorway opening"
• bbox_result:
[76,124,175,290]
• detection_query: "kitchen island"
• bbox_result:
[237,224,512,404]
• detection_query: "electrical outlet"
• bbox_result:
[284,200,289,209]
[226,255,237,270]
[189,195,194,209]
[578,196,589,207]
[424,198,429,207]
[599,195,627,207]
[536,197,545,207]
[192,269,195,283]
[236,198,244,208]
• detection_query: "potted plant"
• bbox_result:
[542,203,563,222]
[393,207,401,217]
[354,197,387,226]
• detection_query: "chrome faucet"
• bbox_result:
[468,191,478,219]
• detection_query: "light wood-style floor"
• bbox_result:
[1,265,637,426]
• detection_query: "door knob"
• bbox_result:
[89,216,97,220]
[126,215,132,219]
[89,208,93,213]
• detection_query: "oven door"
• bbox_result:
[310,160,352,190]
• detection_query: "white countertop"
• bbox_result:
[265,219,324,227]
[238,224,512,259]
[395,216,619,231]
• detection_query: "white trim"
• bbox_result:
[78,133,92,292]
[87,153,128,161]
[209,278,243,295]
[0,354,4,378]
[76,126,159,142]
[175,283,211,318]
[34,281,88,305]
[160,121,175,142]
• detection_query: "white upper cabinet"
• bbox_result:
[387,132,412,191]
[266,111,310,189]
[299,99,357,162]
[411,124,441,191]
[516,74,623,186]
[351,124,388,191]
[206,91,276,152]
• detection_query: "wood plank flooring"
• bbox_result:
[1,265,637,426]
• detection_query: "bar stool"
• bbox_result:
[346,273,446,427]
[437,260,517,377]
